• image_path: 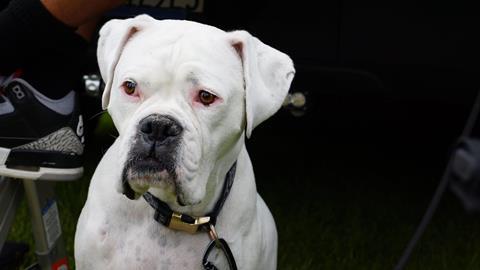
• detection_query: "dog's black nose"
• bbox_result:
[139,114,183,143]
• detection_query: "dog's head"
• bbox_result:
[98,15,294,208]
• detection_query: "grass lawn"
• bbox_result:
[7,95,480,269]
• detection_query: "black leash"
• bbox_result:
[143,162,238,270]
[394,91,480,270]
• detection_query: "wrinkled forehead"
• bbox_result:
[116,21,242,87]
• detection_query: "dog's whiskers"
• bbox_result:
[87,110,108,122]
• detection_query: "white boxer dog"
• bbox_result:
[74,14,294,270]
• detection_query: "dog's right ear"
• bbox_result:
[227,30,295,138]
[97,15,155,110]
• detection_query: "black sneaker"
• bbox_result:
[0,76,84,180]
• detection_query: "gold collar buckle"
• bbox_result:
[168,212,210,234]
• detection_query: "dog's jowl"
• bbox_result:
[74,15,294,270]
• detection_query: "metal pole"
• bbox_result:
[22,180,69,270]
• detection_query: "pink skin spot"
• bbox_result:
[99,228,107,242]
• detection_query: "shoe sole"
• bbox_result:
[0,147,83,181]
[0,165,83,181]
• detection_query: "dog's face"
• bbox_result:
[108,23,245,205]
[98,16,294,208]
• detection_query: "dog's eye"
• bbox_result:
[123,80,137,95]
[198,90,217,106]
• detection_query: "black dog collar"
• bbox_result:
[143,162,239,270]
[142,162,237,233]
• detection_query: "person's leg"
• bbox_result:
[0,0,123,98]
[0,0,87,98]
[0,0,123,179]
[42,0,124,28]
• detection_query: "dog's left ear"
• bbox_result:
[97,15,155,110]
[227,30,295,138]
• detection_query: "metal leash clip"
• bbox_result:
[202,224,238,270]
[208,223,221,245]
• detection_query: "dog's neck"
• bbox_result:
[142,161,237,233]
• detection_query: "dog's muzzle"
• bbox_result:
[122,114,184,199]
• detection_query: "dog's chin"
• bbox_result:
[121,162,175,199]
[123,178,195,207]
[120,161,202,207]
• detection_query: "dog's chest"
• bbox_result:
[93,215,218,270]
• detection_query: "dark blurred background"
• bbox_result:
[202,0,480,269]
